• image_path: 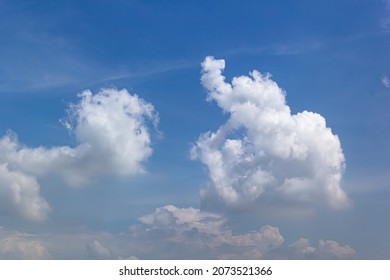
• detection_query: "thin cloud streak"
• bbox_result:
[224,41,323,57]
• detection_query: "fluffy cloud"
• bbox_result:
[191,56,349,211]
[138,205,284,259]
[0,88,157,220]
[0,164,49,221]
[0,228,51,259]
[288,238,355,259]
[316,239,356,259]
[87,240,112,259]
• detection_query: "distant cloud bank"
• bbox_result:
[0,205,356,259]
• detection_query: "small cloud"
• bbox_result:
[287,238,355,259]
[316,239,356,259]
[381,0,390,32]
[381,74,390,88]
[87,240,111,259]
[288,238,317,256]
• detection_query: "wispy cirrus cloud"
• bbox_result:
[0,4,192,93]
[381,0,390,32]
[224,41,323,57]
[0,34,191,93]
[0,17,91,92]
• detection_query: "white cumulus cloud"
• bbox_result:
[288,238,355,259]
[138,205,284,259]
[0,88,158,221]
[316,239,356,259]
[87,240,112,259]
[0,229,51,259]
[191,56,349,211]
[0,164,49,221]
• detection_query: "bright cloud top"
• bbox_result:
[191,56,349,210]
[0,88,157,221]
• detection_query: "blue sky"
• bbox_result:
[0,0,389,259]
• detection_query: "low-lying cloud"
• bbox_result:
[191,56,349,211]
[287,238,356,259]
[0,206,355,259]
[0,88,158,221]
[138,205,284,259]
